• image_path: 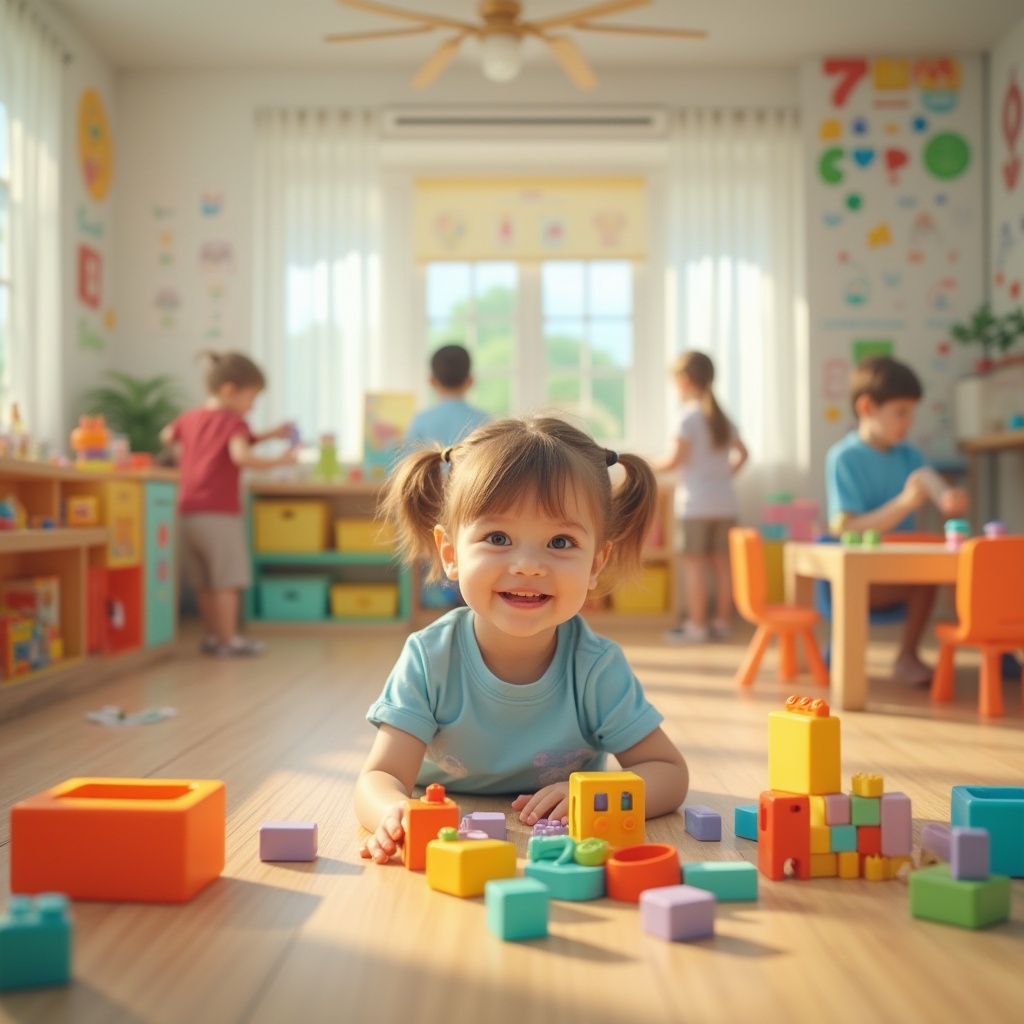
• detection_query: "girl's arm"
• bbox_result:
[356,724,428,864]
[730,436,749,476]
[227,435,299,470]
[649,437,691,474]
[615,726,689,818]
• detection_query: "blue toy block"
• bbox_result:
[0,893,73,991]
[951,786,1024,877]
[486,878,549,941]
[829,824,857,853]
[734,804,758,841]
[950,827,990,881]
[684,805,722,841]
[682,861,757,901]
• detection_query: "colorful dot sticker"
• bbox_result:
[846,194,862,211]
[825,406,841,422]
[924,133,971,179]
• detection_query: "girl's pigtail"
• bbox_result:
[379,448,447,577]
[599,452,658,591]
[702,389,732,449]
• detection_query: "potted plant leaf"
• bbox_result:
[950,303,1024,373]
[81,372,186,455]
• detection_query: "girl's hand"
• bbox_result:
[939,487,969,518]
[359,801,407,864]
[269,421,298,442]
[511,785,570,826]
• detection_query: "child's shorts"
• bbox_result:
[180,514,252,590]
[677,517,736,556]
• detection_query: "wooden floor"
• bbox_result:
[1,619,1022,1024]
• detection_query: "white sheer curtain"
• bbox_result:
[252,108,380,462]
[0,0,63,444]
[666,108,808,509]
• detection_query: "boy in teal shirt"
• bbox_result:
[405,344,490,450]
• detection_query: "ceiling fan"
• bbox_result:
[324,0,707,90]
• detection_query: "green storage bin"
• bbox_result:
[258,576,329,621]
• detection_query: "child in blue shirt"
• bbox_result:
[404,344,490,449]
[358,416,689,863]
[825,356,968,685]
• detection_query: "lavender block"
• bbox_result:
[532,819,569,837]
[259,821,318,862]
[640,885,715,942]
[460,812,507,841]
[684,805,722,842]
[880,792,913,856]
[457,829,490,841]
[950,827,990,881]
[920,822,952,863]
[824,793,851,826]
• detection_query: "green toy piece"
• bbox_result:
[840,530,862,546]
[862,529,881,546]
[682,861,758,901]
[909,863,1010,929]
[574,837,610,866]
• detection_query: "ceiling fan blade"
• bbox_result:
[336,0,476,33]
[543,35,598,91]
[412,34,468,90]
[575,23,708,39]
[324,25,435,43]
[531,0,649,33]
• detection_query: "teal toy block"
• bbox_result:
[829,824,857,853]
[0,893,73,991]
[524,859,605,901]
[485,878,549,941]
[734,804,758,841]
[850,794,880,826]
[682,861,757,901]
[909,864,1011,930]
[950,786,1024,877]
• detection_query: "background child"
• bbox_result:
[161,350,298,657]
[357,416,689,864]
[404,344,490,449]
[825,355,969,684]
[652,351,748,644]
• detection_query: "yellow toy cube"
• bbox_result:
[810,825,831,854]
[809,795,826,826]
[810,853,838,877]
[768,699,841,796]
[863,854,893,881]
[425,834,516,897]
[568,771,645,848]
[837,850,860,879]
[851,772,884,797]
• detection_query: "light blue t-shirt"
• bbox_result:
[825,431,926,532]
[366,607,664,795]
[405,399,490,449]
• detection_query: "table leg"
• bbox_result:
[784,549,814,607]
[829,561,869,711]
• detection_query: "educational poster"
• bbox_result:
[802,56,984,472]
[152,203,179,330]
[363,392,416,478]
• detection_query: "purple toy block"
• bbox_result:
[880,792,912,856]
[684,805,722,842]
[640,885,715,942]
[459,812,507,841]
[259,821,318,862]
[824,793,851,826]
[532,819,569,837]
[950,827,990,881]
[920,822,952,863]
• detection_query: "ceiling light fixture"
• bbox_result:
[479,30,522,83]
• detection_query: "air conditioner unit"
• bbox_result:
[381,106,669,140]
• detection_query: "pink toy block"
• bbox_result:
[684,805,722,841]
[639,885,715,942]
[920,822,952,863]
[950,827,990,881]
[880,792,912,856]
[824,793,851,825]
[259,822,318,862]
[459,812,507,841]
[761,501,820,542]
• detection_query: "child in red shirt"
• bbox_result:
[161,351,297,656]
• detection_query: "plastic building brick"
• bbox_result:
[0,894,72,991]
[10,777,225,902]
[863,854,895,881]
[574,837,611,866]
[810,826,831,854]
[829,825,857,853]
[862,529,881,546]
[425,834,516,898]
[640,885,715,942]
[840,530,861,546]
[810,853,838,877]
[568,771,644,847]
[259,822,317,862]
[757,791,810,881]
[459,812,507,841]
[531,818,569,837]
[909,864,1011,929]
[851,773,884,797]
[837,851,860,878]
[850,794,881,826]
[684,805,722,841]
[485,878,549,941]
[950,786,1024,877]
[681,861,757,901]
[734,804,758,841]
[525,835,605,901]
[768,698,841,795]
[880,793,912,857]
[605,843,680,902]
[824,793,851,825]
[949,827,990,881]
[402,783,459,872]
[920,822,953,865]
[808,796,826,826]
[857,826,881,856]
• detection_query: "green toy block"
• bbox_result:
[850,794,881,826]
[681,861,757,901]
[909,864,1011,930]
[830,824,858,852]
[524,859,605,901]
[734,804,758,841]
[486,878,549,941]
[951,786,1024,877]
[0,893,73,991]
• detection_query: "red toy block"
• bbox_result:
[758,791,810,880]
[857,825,881,857]
[402,783,459,871]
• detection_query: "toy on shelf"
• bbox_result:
[0,494,27,530]
[761,494,820,542]
[0,576,62,672]
[314,432,341,481]
[568,770,644,847]
[70,415,113,472]
[0,893,73,991]
[259,821,318,862]
[7,402,31,460]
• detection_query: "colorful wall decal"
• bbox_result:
[77,246,102,309]
[77,89,114,203]
[852,338,894,363]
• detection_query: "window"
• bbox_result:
[620,791,633,811]
[0,99,9,406]
[593,792,608,812]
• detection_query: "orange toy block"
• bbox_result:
[757,791,811,881]
[402,783,459,871]
[605,843,680,902]
[568,770,645,848]
[10,777,225,902]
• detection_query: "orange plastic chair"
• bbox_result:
[931,536,1024,718]
[728,528,829,688]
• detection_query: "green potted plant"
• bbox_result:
[81,372,186,454]
[950,303,1024,373]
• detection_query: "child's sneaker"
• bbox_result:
[199,635,221,655]
[212,636,265,657]
[892,652,932,686]
[664,622,709,644]
[709,619,732,640]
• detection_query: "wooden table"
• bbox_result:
[784,542,960,710]
[958,428,1024,528]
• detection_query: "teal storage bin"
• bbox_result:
[259,576,329,621]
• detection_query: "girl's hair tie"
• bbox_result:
[441,447,452,463]
[605,449,619,467]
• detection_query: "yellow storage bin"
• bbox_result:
[335,518,396,553]
[330,584,399,619]
[64,479,142,567]
[610,564,669,614]
[253,501,329,553]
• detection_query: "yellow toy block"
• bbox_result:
[810,826,831,854]
[891,855,913,880]
[809,795,826,826]
[568,771,644,848]
[851,773,884,797]
[768,697,841,796]
[863,854,893,881]
[425,832,516,897]
[810,853,838,878]
[837,851,860,879]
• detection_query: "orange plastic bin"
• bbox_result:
[10,777,225,902]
